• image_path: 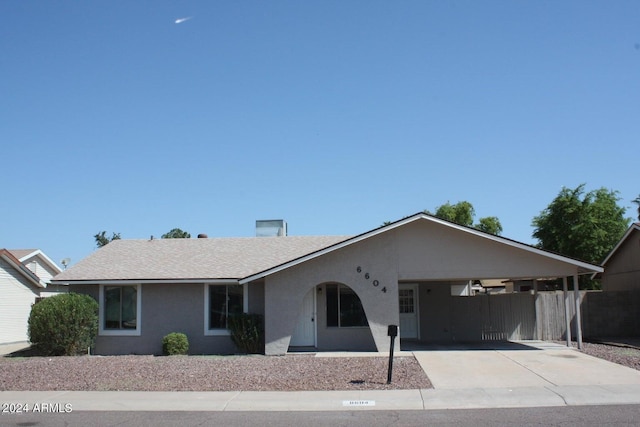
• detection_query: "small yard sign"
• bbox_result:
[342,400,375,407]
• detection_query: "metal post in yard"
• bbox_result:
[387,325,398,384]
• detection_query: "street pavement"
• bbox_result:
[2,341,640,411]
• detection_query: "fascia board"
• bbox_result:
[51,278,240,286]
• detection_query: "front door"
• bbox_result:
[399,284,419,339]
[290,288,316,347]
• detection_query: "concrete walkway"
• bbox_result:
[2,341,640,411]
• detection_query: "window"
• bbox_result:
[326,283,368,327]
[206,284,244,334]
[399,289,415,314]
[99,284,140,336]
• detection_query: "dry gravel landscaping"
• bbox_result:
[577,340,640,371]
[0,353,431,392]
[2,340,639,392]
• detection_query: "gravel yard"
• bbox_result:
[2,340,639,392]
[0,354,431,392]
[576,340,640,371]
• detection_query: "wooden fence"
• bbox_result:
[449,292,536,341]
[451,290,640,342]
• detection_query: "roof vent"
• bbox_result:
[256,220,287,237]
[197,233,208,239]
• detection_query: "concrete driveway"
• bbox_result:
[411,341,640,389]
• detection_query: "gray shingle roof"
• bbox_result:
[53,236,352,282]
[7,249,38,259]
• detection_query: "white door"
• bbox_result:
[399,284,419,339]
[290,288,316,347]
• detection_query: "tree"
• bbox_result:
[94,231,121,248]
[433,201,475,227]
[633,195,640,221]
[428,201,503,236]
[532,184,629,286]
[475,216,503,235]
[161,228,191,239]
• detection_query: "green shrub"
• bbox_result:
[28,293,98,356]
[229,313,264,354]
[162,332,189,355]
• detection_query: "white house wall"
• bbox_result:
[0,258,40,344]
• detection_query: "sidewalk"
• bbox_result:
[2,341,640,411]
[3,385,640,412]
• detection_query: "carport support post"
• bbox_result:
[573,275,583,350]
[563,277,572,347]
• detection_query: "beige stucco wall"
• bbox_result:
[602,229,640,292]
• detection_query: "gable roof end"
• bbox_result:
[10,249,63,274]
[599,223,640,268]
[239,212,603,284]
[0,249,45,288]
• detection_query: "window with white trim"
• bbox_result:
[326,283,368,327]
[99,284,141,336]
[206,284,244,334]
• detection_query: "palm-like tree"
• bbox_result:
[633,195,640,221]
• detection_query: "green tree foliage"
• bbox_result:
[28,293,98,356]
[475,216,503,235]
[433,201,475,227]
[428,201,503,235]
[94,231,121,248]
[532,184,630,266]
[161,228,191,239]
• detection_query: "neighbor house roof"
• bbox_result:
[0,249,45,288]
[600,223,640,267]
[51,235,351,284]
[8,249,62,275]
[8,249,39,259]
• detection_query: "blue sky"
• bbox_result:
[2,1,639,268]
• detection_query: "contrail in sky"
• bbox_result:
[175,17,192,24]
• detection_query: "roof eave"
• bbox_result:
[51,278,240,286]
